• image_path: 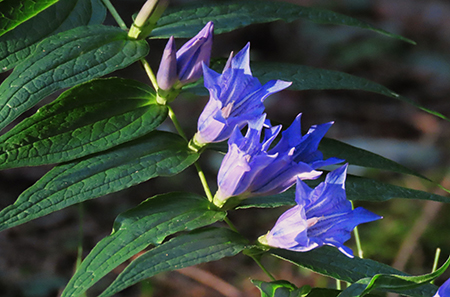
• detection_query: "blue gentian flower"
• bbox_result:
[435,278,450,297]
[192,43,291,145]
[157,21,214,90]
[213,113,343,207]
[261,164,382,258]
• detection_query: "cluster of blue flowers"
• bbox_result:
[157,22,382,258]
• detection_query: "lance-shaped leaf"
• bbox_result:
[206,133,427,181]
[97,227,248,297]
[0,0,59,37]
[271,246,438,297]
[0,24,149,132]
[318,137,429,180]
[61,193,226,297]
[0,78,167,169]
[251,62,449,122]
[252,280,310,297]
[311,289,380,297]
[0,0,106,72]
[0,131,199,231]
[238,174,450,209]
[151,0,413,44]
[339,257,450,297]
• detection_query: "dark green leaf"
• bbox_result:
[250,287,379,297]
[98,227,249,297]
[338,257,450,297]
[238,173,450,209]
[0,131,199,231]
[61,193,226,297]
[271,246,438,297]
[0,0,106,72]
[151,0,413,44]
[0,0,59,36]
[203,118,427,180]
[344,175,450,203]
[251,62,449,122]
[305,289,340,297]
[252,280,309,297]
[0,24,149,132]
[0,78,167,169]
[318,137,428,180]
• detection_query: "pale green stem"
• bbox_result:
[249,255,276,281]
[101,0,128,30]
[431,248,441,284]
[351,201,364,258]
[195,162,214,202]
[167,106,214,203]
[76,203,84,269]
[167,105,187,140]
[224,217,238,233]
[336,279,341,290]
[140,58,159,91]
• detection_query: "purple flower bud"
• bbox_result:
[156,22,214,91]
[157,36,177,91]
[176,21,214,85]
[262,164,382,258]
[213,113,343,206]
[435,278,450,297]
[193,43,292,145]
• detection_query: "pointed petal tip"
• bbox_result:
[325,163,348,185]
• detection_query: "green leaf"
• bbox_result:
[0,131,199,231]
[252,280,310,297]
[344,175,450,203]
[0,78,167,169]
[98,227,249,297]
[203,116,427,180]
[338,257,450,297]
[61,193,226,297]
[151,0,414,44]
[238,173,450,209]
[318,137,429,180]
[251,62,449,122]
[305,289,340,297]
[0,0,106,72]
[271,246,438,297]
[0,0,59,37]
[0,24,149,132]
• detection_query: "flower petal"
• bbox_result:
[156,36,177,90]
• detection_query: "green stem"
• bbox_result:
[167,105,187,140]
[351,201,364,258]
[431,248,441,284]
[224,217,238,233]
[167,105,214,202]
[76,203,84,270]
[140,58,159,91]
[336,279,341,290]
[195,162,214,202]
[249,255,276,281]
[101,0,128,30]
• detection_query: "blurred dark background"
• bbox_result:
[1,0,450,296]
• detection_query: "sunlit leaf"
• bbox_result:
[0,131,198,231]
[62,193,226,297]
[0,24,149,132]
[0,0,106,72]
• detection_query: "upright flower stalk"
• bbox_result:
[128,0,169,40]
